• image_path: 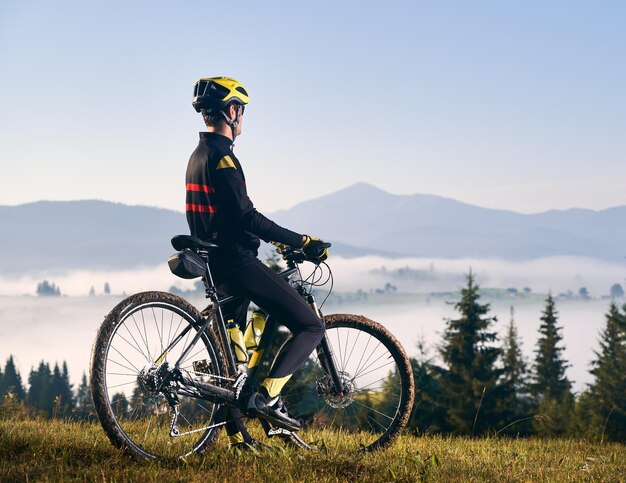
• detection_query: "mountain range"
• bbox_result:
[1,183,623,274]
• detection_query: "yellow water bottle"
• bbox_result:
[226,319,249,365]
[244,310,267,350]
[244,310,267,369]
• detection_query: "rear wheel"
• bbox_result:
[90,291,227,460]
[281,314,414,452]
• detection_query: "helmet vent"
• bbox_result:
[208,82,230,97]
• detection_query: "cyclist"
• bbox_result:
[185,77,329,450]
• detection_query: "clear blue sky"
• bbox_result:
[1,1,625,213]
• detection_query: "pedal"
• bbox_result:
[264,422,312,450]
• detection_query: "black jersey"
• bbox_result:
[185,132,302,265]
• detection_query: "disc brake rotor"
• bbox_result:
[317,371,357,409]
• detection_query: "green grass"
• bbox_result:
[1,413,625,482]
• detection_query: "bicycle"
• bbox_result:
[90,235,415,460]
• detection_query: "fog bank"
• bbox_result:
[1,255,623,297]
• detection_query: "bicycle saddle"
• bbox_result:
[171,235,219,252]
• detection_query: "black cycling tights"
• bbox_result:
[214,258,325,436]
[218,258,325,378]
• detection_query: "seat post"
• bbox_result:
[198,250,219,300]
[201,252,238,374]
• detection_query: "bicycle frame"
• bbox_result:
[151,252,345,411]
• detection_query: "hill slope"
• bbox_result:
[0,200,188,273]
[1,185,624,273]
[271,183,626,260]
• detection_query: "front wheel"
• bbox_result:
[90,291,227,460]
[281,314,415,452]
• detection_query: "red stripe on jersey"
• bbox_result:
[186,203,218,213]
[186,183,216,193]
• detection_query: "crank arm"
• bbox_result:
[171,420,228,438]
[262,420,312,450]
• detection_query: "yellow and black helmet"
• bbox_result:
[192,77,249,113]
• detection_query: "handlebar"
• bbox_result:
[278,242,332,266]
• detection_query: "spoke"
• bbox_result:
[140,310,153,363]
[353,339,383,378]
[360,403,378,434]
[196,401,215,415]
[131,313,152,363]
[342,327,351,372]
[114,331,150,361]
[122,322,151,362]
[181,345,208,367]
[152,307,164,358]
[365,411,388,431]
[166,310,175,349]
[353,334,373,378]
[161,309,165,355]
[353,399,395,422]
[357,374,398,391]
[344,328,362,373]
[107,380,136,391]
[354,348,390,377]
[355,359,396,380]
[167,312,185,351]
[357,391,401,409]
[107,357,140,375]
[178,411,194,429]
[109,345,142,374]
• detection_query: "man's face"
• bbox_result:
[236,105,244,136]
[229,103,244,136]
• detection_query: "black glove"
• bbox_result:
[302,235,331,264]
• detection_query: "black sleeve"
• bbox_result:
[215,165,304,247]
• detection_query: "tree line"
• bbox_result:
[407,272,626,441]
[0,358,94,420]
[2,272,625,441]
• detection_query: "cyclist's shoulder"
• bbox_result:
[191,134,244,177]
[212,152,241,172]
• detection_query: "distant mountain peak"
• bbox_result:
[342,181,388,194]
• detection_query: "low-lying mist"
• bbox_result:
[1,255,623,297]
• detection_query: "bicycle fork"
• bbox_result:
[305,293,345,396]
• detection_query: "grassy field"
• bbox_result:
[1,413,625,483]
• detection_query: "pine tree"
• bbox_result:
[584,302,626,441]
[1,356,26,401]
[531,294,573,436]
[497,308,532,435]
[49,362,75,417]
[111,392,129,418]
[28,361,53,416]
[407,338,446,433]
[75,373,95,421]
[437,271,502,435]
[610,283,624,299]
